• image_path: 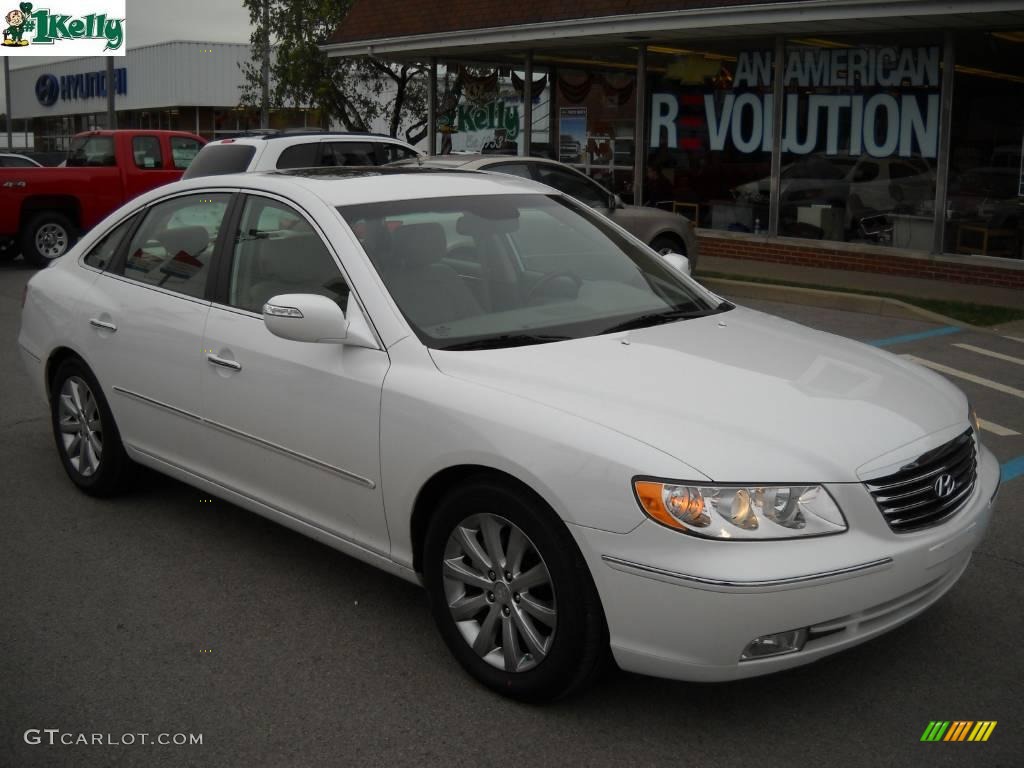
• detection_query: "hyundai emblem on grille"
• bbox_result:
[934,474,956,499]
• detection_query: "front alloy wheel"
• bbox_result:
[442,513,557,673]
[424,478,608,702]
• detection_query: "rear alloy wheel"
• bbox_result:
[22,211,76,268]
[50,359,129,496]
[424,478,607,702]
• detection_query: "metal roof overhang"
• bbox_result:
[321,0,1024,62]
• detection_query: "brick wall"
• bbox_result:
[696,232,1024,290]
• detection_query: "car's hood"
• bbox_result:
[621,204,685,224]
[429,307,966,482]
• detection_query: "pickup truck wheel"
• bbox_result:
[0,237,19,261]
[22,212,77,268]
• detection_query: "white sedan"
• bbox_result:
[19,168,1000,701]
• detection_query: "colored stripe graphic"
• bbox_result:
[969,722,998,742]
[867,326,962,348]
[921,721,950,741]
[920,721,996,742]
[945,721,973,741]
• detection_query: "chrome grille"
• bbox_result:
[865,430,977,533]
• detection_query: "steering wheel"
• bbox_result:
[523,271,583,304]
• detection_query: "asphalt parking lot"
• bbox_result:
[2,259,1021,768]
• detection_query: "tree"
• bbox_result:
[239,0,430,143]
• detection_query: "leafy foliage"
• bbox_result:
[238,0,429,142]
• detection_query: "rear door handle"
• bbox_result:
[88,318,117,332]
[207,354,241,372]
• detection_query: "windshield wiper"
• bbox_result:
[599,304,730,335]
[439,333,571,351]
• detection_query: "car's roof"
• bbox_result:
[170,166,551,207]
[413,154,567,170]
[73,129,201,137]
[208,132,416,148]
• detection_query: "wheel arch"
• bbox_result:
[649,230,687,255]
[409,464,563,576]
[45,346,87,400]
[19,196,82,230]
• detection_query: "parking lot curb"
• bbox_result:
[702,277,973,329]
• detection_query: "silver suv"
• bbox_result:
[183,130,422,179]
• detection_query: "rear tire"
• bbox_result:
[50,358,130,496]
[423,476,608,702]
[22,211,77,268]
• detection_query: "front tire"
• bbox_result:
[650,234,685,257]
[50,358,130,496]
[22,211,77,268]
[423,477,607,702]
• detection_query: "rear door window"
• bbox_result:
[170,137,203,170]
[119,193,231,299]
[276,143,320,169]
[380,144,419,163]
[321,142,376,166]
[83,214,139,271]
[66,136,115,167]
[132,136,163,169]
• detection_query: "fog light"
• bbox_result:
[740,629,808,661]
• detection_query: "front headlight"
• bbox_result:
[633,479,847,540]
[969,404,980,435]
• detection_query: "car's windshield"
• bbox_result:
[338,193,728,350]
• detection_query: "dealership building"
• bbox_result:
[5,40,317,151]
[324,0,1024,289]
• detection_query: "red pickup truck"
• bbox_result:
[1,130,205,267]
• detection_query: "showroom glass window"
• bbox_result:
[554,67,637,200]
[943,32,1024,260]
[646,39,774,232]
[779,35,942,249]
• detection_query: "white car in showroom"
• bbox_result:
[19,167,999,701]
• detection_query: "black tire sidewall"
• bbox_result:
[423,479,604,702]
[651,234,686,257]
[50,359,127,496]
[22,212,77,269]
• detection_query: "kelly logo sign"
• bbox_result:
[1,0,125,55]
[652,46,940,159]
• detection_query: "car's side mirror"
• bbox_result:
[661,252,691,276]
[610,193,624,210]
[263,293,378,348]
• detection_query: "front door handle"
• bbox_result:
[89,318,117,332]
[207,354,241,372]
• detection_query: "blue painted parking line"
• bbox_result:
[866,326,963,348]
[1002,456,1024,483]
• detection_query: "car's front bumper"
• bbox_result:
[570,443,1000,682]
